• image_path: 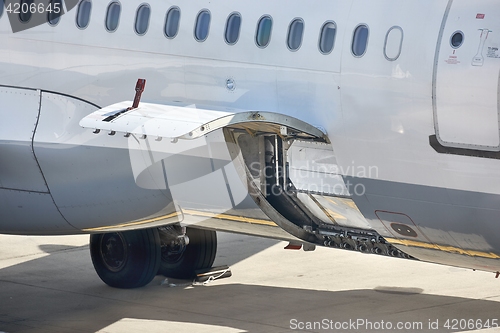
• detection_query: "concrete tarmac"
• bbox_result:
[1,232,500,333]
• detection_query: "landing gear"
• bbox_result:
[89,226,217,288]
[89,228,161,288]
[158,226,217,279]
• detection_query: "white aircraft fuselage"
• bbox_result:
[1,0,500,278]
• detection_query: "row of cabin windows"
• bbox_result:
[68,0,345,55]
[5,0,406,60]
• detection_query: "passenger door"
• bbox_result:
[433,1,500,151]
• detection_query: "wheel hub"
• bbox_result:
[161,238,187,264]
[158,226,189,264]
[99,233,128,272]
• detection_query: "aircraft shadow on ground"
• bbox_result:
[0,236,499,333]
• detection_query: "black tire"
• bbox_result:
[159,227,217,279]
[90,228,161,288]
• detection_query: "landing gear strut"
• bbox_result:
[158,226,217,279]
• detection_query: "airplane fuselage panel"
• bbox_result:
[1,0,500,273]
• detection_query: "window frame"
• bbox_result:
[134,3,151,36]
[318,21,337,55]
[193,9,211,42]
[47,0,64,27]
[383,26,404,61]
[224,11,242,45]
[351,24,369,57]
[164,6,181,39]
[450,30,464,49]
[75,0,92,30]
[286,18,304,52]
[104,1,121,33]
[19,0,34,23]
[255,15,273,49]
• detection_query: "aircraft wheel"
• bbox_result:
[159,227,217,279]
[90,228,161,288]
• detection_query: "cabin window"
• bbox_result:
[19,0,34,23]
[287,18,304,51]
[384,26,403,61]
[164,6,180,38]
[48,0,63,26]
[450,31,464,49]
[76,0,91,29]
[0,0,5,18]
[225,12,241,45]
[255,15,272,48]
[352,24,369,57]
[194,10,210,42]
[318,21,336,54]
[135,4,150,35]
[105,1,121,32]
